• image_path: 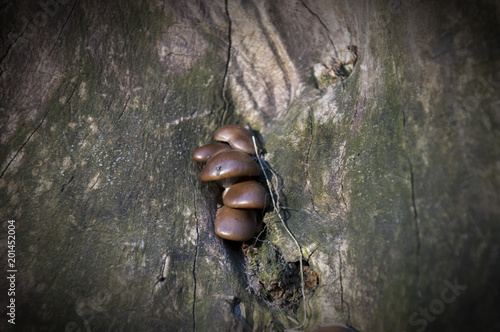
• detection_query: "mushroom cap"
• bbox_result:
[200,149,261,183]
[214,124,257,155]
[223,180,270,209]
[214,206,262,241]
[192,142,231,162]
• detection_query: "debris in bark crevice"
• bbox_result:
[313,46,358,90]
[243,241,318,313]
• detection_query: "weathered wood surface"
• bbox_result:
[1,0,499,331]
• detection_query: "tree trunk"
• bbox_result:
[1,0,499,331]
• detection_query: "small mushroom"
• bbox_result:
[214,206,262,241]
[214,124,257,155]
[192,142,231,162]
[223,180,270,210]
[200,149,262,188]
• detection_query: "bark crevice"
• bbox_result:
[0,109,48,178]
[220,0,232,126]
[299,0,338,58]
[192,182,200,332]
[338,233,350,325]
[46,0,79,59]
[112,95,131,129]
[391,50,422,304]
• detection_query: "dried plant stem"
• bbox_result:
[252,136,307,329]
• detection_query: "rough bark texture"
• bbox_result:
[1,0,499,331]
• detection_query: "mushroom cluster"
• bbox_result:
[193,124,269,242]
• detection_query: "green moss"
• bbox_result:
[341,37,420,332]
[258,242,284,287]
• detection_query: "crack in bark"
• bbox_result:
[299,0,339,58]
[407,151,421,301]
[111,95,131,129]
[390,51,422,303]
[0,35,19,71]
[304,110,323,220]
[0,15,36,77]
[192,182,200,332]
[160,0,165,17]
[336,141,349,216]
[304,111,334,226]
[0,31,24,78]
[1,0,78,79]
[338,233,351,325]
[219,0,232,127]
[339,175,349,214]
[45,0,79,59]
[60,175,74,193]
[0,108,49,179]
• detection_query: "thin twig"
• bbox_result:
[252,136,307,329]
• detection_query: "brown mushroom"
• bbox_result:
[200,149,262,188]
[214,124,257,155]
[214,206,262,241]
[223,180,270,210]
[192,142,231,162]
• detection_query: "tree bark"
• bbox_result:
[1,0,499,331]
